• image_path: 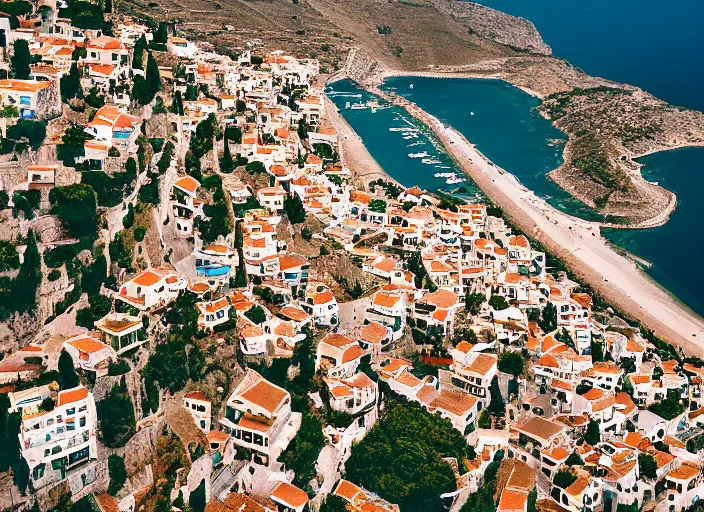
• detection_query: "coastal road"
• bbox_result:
[371,87,704,356]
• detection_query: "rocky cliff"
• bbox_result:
[430,0,551,55]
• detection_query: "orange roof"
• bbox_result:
[334,480,361,501]
[498,489,528,512]
[279,254,307,271]
[58,386,89,406]
[87,36,125,50]
[422,289,457,308]
[0,79,52,92]
[323,333,355,349]
[89,63,116,76]
[342,345,364,364]
[67,336,108,354]
[312,289,335,305]
[240,379,288,413]
[373,292,400,308]
[185,391,209,401]
[131,270,163,287]
[174,175,200,193]
[271,482,309,509]
[360,322,387,344]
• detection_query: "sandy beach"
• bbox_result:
[323,96,398,188]
[357,86,704,356]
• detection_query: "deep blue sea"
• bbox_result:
[328,3,704,316]
[473,0,704,111]
[471,0,704,316]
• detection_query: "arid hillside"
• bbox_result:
[119,0,704,225]
[117,0,536,72]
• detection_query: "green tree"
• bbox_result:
[553,469,577,489]
[367,199,387,213]
[190,479,206,512]
[132,35,147,69]
[62,1,105,30]
[489,295,509,311]
[145,52,162,100]
[10,39,30,79]
[220,135,234,173]
[283,193,306,224]
[60,62,82,101]
[477,409,492,429]
[0,240,19,271]
[498,352,524,377]
[539,302,557,333]
[96,383,136,447]
[49,184,98,238]
[154,22,169,45]
[104,0,112,13]
[464,292,485,314]
[58,349,80,389]
[584,419,601,446]
[244,305,267,324]
[0,190,9,209]
[648,388,685,420]
[171,89,184,116]
[488,376,505,416]
[320,495,348,512]
[107,454,126,495]
[279,413,326,488]
[565,452,584,467]
[346,399,469,512]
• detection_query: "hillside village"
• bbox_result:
[0,3,704,512]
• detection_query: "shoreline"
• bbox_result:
[375,70,704,231]
[327,79,704,355]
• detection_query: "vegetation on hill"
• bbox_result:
[345,399,471,511]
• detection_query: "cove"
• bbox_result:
[325,79,480,196]
[603,147,704,316]
[380,76,603,220]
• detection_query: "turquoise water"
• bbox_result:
[470,0,704,316]
[603,148,704,316]
[326,79,480,196]
[381,76,601,221]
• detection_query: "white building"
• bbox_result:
[9,383,98,490]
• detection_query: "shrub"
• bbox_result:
[49,184,98,239]
[47,269,61,282]
[107,454,126,495]
[133,225,147,242]
[108,359,130,376]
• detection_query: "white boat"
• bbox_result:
[446,176,467,185]
[350,103,367,110]
[422,158,442,165]
[434,172,455,178]
[470,112,475,116]
[409,152,429,159]
[410,84,414,89]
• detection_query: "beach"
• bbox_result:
[360,86,704,356]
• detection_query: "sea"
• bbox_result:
[327,1,704,317]
[472,0,704,316]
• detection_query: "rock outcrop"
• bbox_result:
[431,0,551,55]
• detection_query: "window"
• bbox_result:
[66,408,75,415]
[79,405,87,412]
[33,463,45,480]
[242,431,252,443]
[90,52,97,59]
[19,96,31,105]
[79,417,86,428]
[67,421,75,431]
